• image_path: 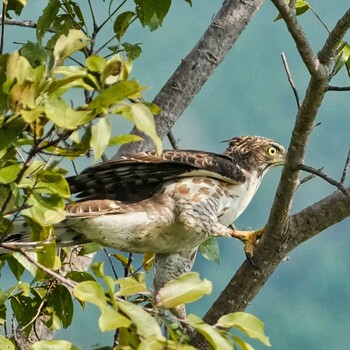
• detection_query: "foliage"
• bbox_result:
[0,1,269,349]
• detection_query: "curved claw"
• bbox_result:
[245,252,259,268]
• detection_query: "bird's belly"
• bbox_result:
[67,213,204,254]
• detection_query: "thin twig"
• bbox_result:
[298,164,349,196]
[0,4,6,54]
[327,86,350,91]
[308,5,330,33]
[167,131,179,150]
[0,244,76,288]
[103,248,119,280]
[281,52,301,109]
[340,148,350,184]
[0,17,55,32]
[299,168,324,185]
[124,253,133,277]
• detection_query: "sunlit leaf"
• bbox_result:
[274,0,310,21]
[0,164,21,184]
[128,102,162,154]
[99,305,132,332]
[142,252,155,272]
[155,272,212,309]
[0,335,15,350]
[53,29,89,65]
[31,340,80,350]
[109,134,143,146]
[217,312,271,346]
[113,253,134,273]
[45,96,94,129]
[334,43,350,75]
[86,55,106,73]
[116,272,150,297]
[90,117,111,161]
[187,314,233,350]
[89,80,146,112]
[12,252,37,277]
[73,281,107,310]
[117,299,162,338]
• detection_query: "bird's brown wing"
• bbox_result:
[67,150,245,203]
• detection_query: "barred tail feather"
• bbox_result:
[0,220,90,253]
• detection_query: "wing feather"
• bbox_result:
[67,150,245,202]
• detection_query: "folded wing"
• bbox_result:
[67,150,245,203]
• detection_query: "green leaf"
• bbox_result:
[128,102,162,154]
[12,252,38,277]
[20,41,48,67]
[155,272,212,309]
[89,80,145,112]
[47,285,74,329]
[31,340,80,350]
[99,305,132,332]
[135,0,171,31]
[116,272,150,297]
[5,0,26,17]
[233,336,255,350]
[199,237,220,264]
[73,281,107,310]
[187,314,233,350]
[7,255,25,280]
[65,271,96,283]
[112,253,134,273]
[86,55,107,73]
[36,0,60,43]
[53,29,89,65]
[77,242,102,255]
[217,312,271,346]
[117,299,162,338]
[274,0,310,21]
[91,261,105,278]
[334,43,350,75]
[0,335,15,350]
[35,170,70,197]
[0,117,26,150]
[114,11,136,41]
[0,164,21,184]
[109,134,143,146]
[90,117,111,161]
[45,96,94,130]
[0,285,17,305]
[122,42,142,60]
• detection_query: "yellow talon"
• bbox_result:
[230,227,265,264]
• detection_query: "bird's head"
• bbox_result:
[224,136,286,175]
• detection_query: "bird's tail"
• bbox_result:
[0,219,90,253]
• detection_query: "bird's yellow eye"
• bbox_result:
[267,146,278,157]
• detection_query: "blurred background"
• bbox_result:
[4,1,350,348]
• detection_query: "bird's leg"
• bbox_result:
[229,227,264,259]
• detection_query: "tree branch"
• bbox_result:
[115,0,265,156]
[191,4,350,348]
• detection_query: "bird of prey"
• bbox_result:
[4,135,285,312]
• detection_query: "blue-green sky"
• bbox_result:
[4,1,350,349]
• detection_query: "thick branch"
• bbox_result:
[270,0,319,76]
[188,187,350,349]
[115,0,264,156]
[191,4,350,348]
